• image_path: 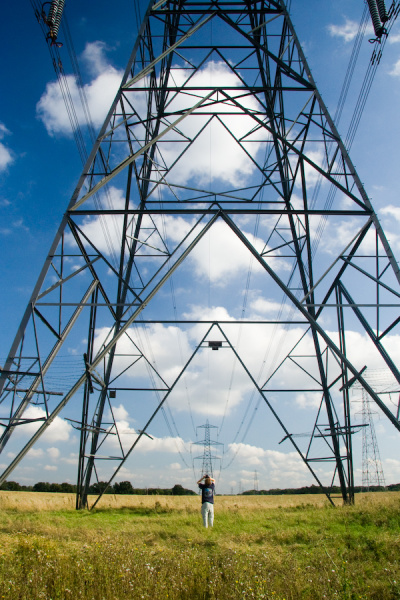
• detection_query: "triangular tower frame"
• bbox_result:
[1,0,400,508]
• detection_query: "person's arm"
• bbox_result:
[197,475,205,484]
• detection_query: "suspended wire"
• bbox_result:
[133,0,143,35]
[62,16,96,145]
[30,0,123,271]
[345,5,400,150]
[132,320,192,468]
[334,6,369,127]
[265,1,400,374]
[157,180,198,436]
[311,1,400,259]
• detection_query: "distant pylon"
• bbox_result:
[361,389,386,490]
[254,470,259,492]
[193,420,223,479]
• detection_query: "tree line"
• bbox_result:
[2,480,399,495]
[0,480,196,495]
[242,483,400,495]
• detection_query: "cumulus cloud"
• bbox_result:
[327,19,362,43]
[82,41,111,76]
[155,61,267,187]
[295,392,323,410]
[47,447,60,459]
[13,405,73,443]
[107,422,188,456]
[68,197,289,285]
[389,58,400,77]
[37,41,123,136]
[316,216,378,257]
[90,299,400,425]
[112,403,130,421]
[27,448,44,459]
[227,443,308,485]
[381,204,400,223]
[384,458,400,478]
[170,462,182,470]
[189,219,289,283]
[0,123,14,171]
[248,297,287,317]
[60,453,78,465]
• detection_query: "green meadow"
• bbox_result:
[0,491,399,599]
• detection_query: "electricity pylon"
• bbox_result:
[361,389,386,490]
[1,0,400,509]
[193,421,222,479]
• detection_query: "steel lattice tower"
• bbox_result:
[254,470,259,492]
[361,389,386,490]
[1,0,400,509]
[193,421,222,479]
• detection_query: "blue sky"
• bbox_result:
[1,0,400,495]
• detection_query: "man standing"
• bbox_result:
[197,474,215,528]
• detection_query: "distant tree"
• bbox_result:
[172,484,196,496]
[114,481,134,494]
[49,483,61,493]
[89,481,113,494]
[60,482,76,493]
[33,482,51,492]
[0,481,21,491]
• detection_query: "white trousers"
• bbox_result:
[201,502,214,527]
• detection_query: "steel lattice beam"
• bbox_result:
[1,0,400,508]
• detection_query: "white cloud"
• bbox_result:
[295,392,323,410]
[60,453,78,465]
[382,458,400,484]
[189,220,273,283]
[157,61,267,187]
[170,462,182,470]
[316,217,377,256]
[67,203,289,283]
[91,309,400,423]
[389,58,400,77]
[36,42,123,136]
[93,317,253,417]
[47,447,60,459]
[27,448,44,459]
[227,443,308,485]
[112,404,130,421]
[381,204,400,223]
[249,297,285,316]
[0,123,14,171]
[13,405,73,443]
[81,41,111,76]
[44,465,58,471]
[228,442,268,466]
[0,144,13,171]
[327,19,361,43]
[124,433,187,455]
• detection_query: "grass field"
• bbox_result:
[1,491,399,599]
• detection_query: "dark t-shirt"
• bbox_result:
[199,482,215,504]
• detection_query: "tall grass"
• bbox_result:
[1,491,399,599]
